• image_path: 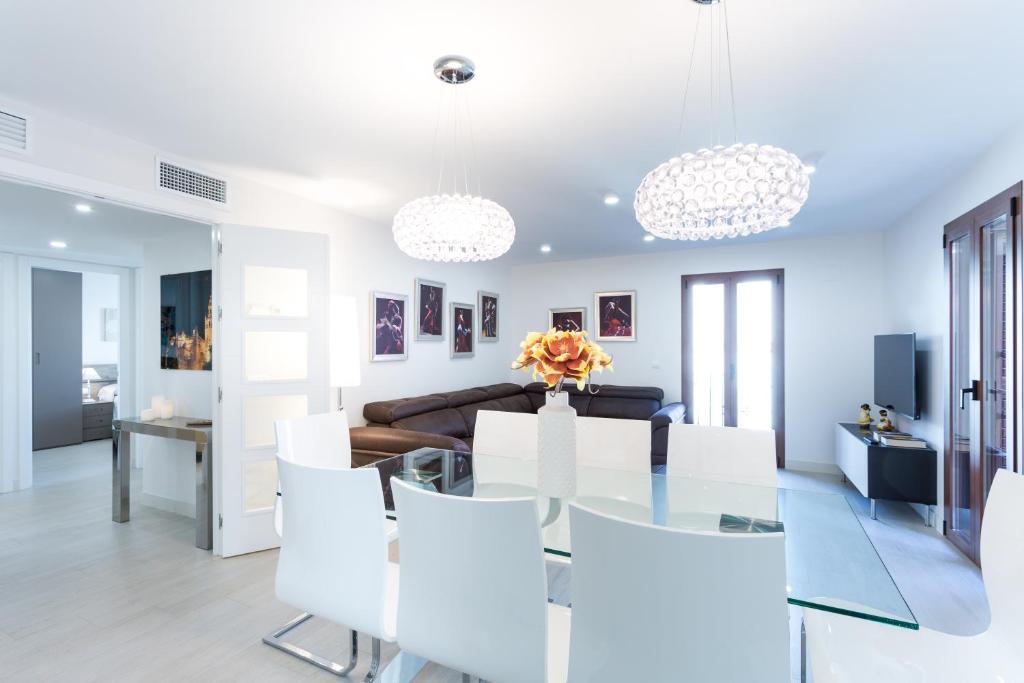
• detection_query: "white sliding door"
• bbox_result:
[217,225,328,557]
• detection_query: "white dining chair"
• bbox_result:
[568,502,790,682]
[472,409,539,460]
[391,477,570,682]
[667,423,778,486]
[265,458,399,680]
[573,416,652,523]
[805,469,1024,682]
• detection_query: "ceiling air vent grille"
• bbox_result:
[0,109,29,152]
[157,159,228,205]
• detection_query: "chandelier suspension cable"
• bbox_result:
[723,0,739,143]
[676,6,704,147]
[433,82,447,195]
[462,83,482,197]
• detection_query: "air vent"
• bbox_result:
[156,158,228,205]
[0,109,29,153]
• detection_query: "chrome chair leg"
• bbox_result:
[263,612,358,676]
[363,637,382,682]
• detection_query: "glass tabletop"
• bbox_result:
[367,447,918,630]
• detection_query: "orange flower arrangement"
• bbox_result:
[512,329,613,390]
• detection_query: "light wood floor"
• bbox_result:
[0,441,988,682]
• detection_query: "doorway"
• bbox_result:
[681,269,785,466]
[943,183,1021,564]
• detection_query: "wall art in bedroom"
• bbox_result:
[160,270,213,370]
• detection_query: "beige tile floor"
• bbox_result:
[0,441,988,682]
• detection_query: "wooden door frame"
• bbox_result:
[681,268,786,467]
[942,182,1021,564]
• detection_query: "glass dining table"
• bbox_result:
[365,447,917,682]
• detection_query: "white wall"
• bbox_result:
[883,119,1024,523]
[505,232,886,472]
[82,271,119,365]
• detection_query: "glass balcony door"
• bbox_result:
[682,269,785,466]
[943,183,1020,565]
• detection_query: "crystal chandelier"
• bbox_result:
[393,56,515,262]
[635,0,811,241]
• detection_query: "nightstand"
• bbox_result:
[83,401,115,441]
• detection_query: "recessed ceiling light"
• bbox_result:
[75,203,92,213]
[603,192,620,206]
[540,244,552,253]
[803,165,816,175]
[643,234,656,242]
[49,240,67,248]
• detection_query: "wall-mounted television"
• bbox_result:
[874,333,919,419]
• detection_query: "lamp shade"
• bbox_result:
[82,367,101,381]
[330,294,361,388]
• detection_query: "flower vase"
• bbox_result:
[537,390,577,499]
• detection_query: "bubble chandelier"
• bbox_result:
[635,0,812,241]
[393,56,515,262]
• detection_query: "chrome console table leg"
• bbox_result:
[263,612,358,676]
[195,440,213,550]
[112,425,130,523]
[800,615,807,683]
[869,498,877,520]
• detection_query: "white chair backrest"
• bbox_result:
[568,503,789,682]
[667,423,777,486]
[275,457,393,640]
[274,409,352,468]
[980,469,1024,641]
[392,478,549,682]
[472,410,538,460]
[576,416,650,472]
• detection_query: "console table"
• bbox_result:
[835,422,937,525]
[112,417,213,550]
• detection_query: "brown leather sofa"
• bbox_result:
[350,382,686,467]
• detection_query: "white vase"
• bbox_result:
[537,390,577,499]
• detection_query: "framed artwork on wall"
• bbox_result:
[450,302,475,358]
[371,291,408,361]
[594,290,636,341]
[160,269,213,370]
[548,307,586,333]
[477,290,499,343]
[415,278,445,341]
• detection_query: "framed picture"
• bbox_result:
[477,290,499,343]
[549,307,586,333]
[160,270,213,370]
[371,291,408,361]
[102,307,119,342]
[450,302,475,358]
[594,290,636,341]
[415,278,445,341]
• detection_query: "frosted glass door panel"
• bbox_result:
[691,283,725,426]
[244,266,308,318]
[244,331,308,382]
[243,459,278,513]
[736,279,774,430]
[243,394,309,449]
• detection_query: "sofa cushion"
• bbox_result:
[392,408,470,438]
[587,396,661,420]
[364,395,448,424]
[457,394,535,434]
[477,383,525,400]
[442,388,491,409]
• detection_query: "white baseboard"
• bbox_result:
[785,459,841,476]
[139,492,196,519]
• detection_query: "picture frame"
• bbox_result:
[477,290,499,343]
[370,291,408,361]
[548,307,586,333]
[450,302,475,359]
[102,307,119,342]
[415,278,445,341]
[160,270,213,371]
[594,290,636,341]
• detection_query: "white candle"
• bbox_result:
[150,395,165,411]
[140,408,156,422]
[160,401,174,419]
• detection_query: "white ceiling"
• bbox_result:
[0,180,207,260]
[1,0,1022,263]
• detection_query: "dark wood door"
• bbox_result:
[943,183,1021,564]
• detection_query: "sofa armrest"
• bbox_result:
[349,426,470,467]
[649,402,686,467]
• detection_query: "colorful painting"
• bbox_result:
[595,290,636,341]
[451,302,475,358]
[549,307,586,333]
[478,291,499,342]
[371,291,408,361]
[160,270,213,371]
[415,279,445,341]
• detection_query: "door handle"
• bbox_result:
[959,379,982,409]
[34,352,40,366]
